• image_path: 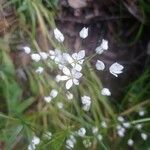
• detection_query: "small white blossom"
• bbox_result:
[44,89,58,103]
[31,53,41,62]
[117,130,125,137]
[77,127,86,137]
[49,49,63,64]
[50,89,58,98]
[44,132,52,140]
[54,28,64,42]
[39,52,48,60]
[127,139,134,146]
[79,27,88,39]
[81,96,91,111]
[95,60,105,71]
[32,136,40,145]
[35,67,44,74]
[23,46,31,54]
[97,134,103,141]
[141,133,148,141]
[66,135,76,150]
[60,67,82,89]
[117,127,125,137]
[123,122,130,128]
[101,88,111,96]
[139,110,145,116]
[83,139,92,148]
[57,102,64,109]
[101,121,107,128]
[44,96,52,103]
[117,116,125,122]
[92,127,98,134]
[66,91,73,100]
[135,124,142,130]
[63,50,85,71]
[28,135,40,149]
[95,39,108,54]
[55,75,62,82]
[109,62,124,77]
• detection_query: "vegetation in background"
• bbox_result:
[0,0,149,149]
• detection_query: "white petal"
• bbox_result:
[54,28,64,42]
[63,67,71,76]
[23,46,31,54]
[72,53,78,60]
[73,79,79,85]
[109,62,124,77]
[63,53,74,64]
[95,46,104,54]
[74,64,82,72]
[60,75,70,81]
[79,27,88,39]
[101,39,108,50]
[31,53,41,62]
[66,79,73,89]
[101,88,111,96]
[35,67,44,74]
[77,50,85,59]
[95,60,105,71]
[44,96,52,103]
[50,89,58,98]
[66,92,73,100]
[39,52,48,60]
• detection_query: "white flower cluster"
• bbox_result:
[28,136,40,150]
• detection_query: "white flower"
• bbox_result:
[66,135,76,149]
[50,89,58,98]
[123,122,130,128]
[57,102,64,109]
[23,46,31,54]
[79,27,88,39]
[141,133,148,141]
[32,136,40,145]
[60,67,82,89]
[81,96,91,111]
[28,144,35,150]
[95,39,108,54]
[77,127,86,137]
[127,139,134,146]
[109,62,124,77]
[55,75,62,82]
[139,110,145,116]
[39,52,48,60]
[97,134,103,141]
[117,126,125,137]
[31,53,41,62]
[92,127,98,134]
[66,91,73,100]
[54,28,64,42]
[117,116,125,122]
[44,131,52,140]
[101,88,111,96]
[44,89,58,103]
[49,49,62,63]
[83,139,92,148]
[63,50,85,71]
[28,136,40,150]
[101,121,107,128]
[44,96,52,103]
[35,67,44,74]
[95,60,105,71]
[135,124,142,130]
[117,129,125,137]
